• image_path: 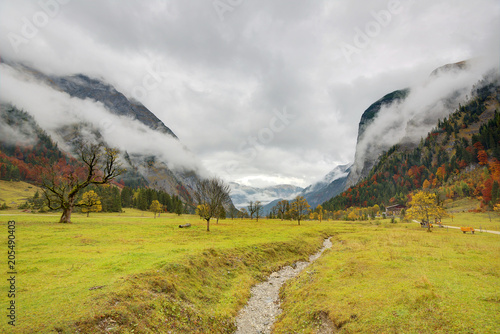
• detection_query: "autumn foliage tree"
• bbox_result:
[406,191,448,232]
[315,204,324,222]
[78,190,102,217]
[290,196,311,225]
[150,200,163,218]
[478,150,489,165]
[40,141,122,223]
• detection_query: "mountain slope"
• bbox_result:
[301,163,351,209]
[0,104,66,182]
[346,89,409,187]
[346,60,490,189]
[0,61,200,201]
[29,67,177,137]
[323,71,500,211]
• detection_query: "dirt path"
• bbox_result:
[413,220,500,235]
[234,237,332,334]
[441,225,500,235]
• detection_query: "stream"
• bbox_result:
[234,237,333,334]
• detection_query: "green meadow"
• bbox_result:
[0,180,39,208]
[274,220,500,333]
[1,210,340,333]
[0,210,498,333]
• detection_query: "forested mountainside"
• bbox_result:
[323,72,500,211]
[346,60,487,189]
[0,61,202,201]
[0,104,148,187]
[1,105,67,183]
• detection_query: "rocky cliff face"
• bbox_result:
[346,90,409,188]
[345,60,487,189]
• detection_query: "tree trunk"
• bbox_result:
[87,212,89,217]
[298,218,301,225]
[59,195,76,223]
[206,218,210,232]
[59,207,72,223]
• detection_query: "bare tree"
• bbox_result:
[275,199,289,221]
[247,201,256,219]
[254,201,263,222]
[194,177,231,232]
[247,201,263,221]
[41,141,122,223]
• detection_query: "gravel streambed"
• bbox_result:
[234,237,333,334]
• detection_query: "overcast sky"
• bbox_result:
[1,0,499,188]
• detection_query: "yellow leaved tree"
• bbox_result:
[78,190,102,217]
[150,200,163,218]
[406,191,448,232]
[290,196,311,225]
[316,204,324,222]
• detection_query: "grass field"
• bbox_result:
[442,212,500,232]
[0,210,343,333]
[0,210,498,333]
[0,180,40,208]
[443,198,500,231]
[274,220,500,333]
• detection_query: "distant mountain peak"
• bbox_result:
[430,60,469,77]
[299,163,352,209]
[229,182,303,209]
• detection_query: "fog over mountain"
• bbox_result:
[0,62,205,172]
[301,163,351,208]
[0,61,209,198]
[347,58,499,187]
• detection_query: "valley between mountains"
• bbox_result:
[1,59,499,333]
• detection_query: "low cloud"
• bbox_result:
[350,57,500,183]
[0,104,37,146]
[0,64,208,176]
